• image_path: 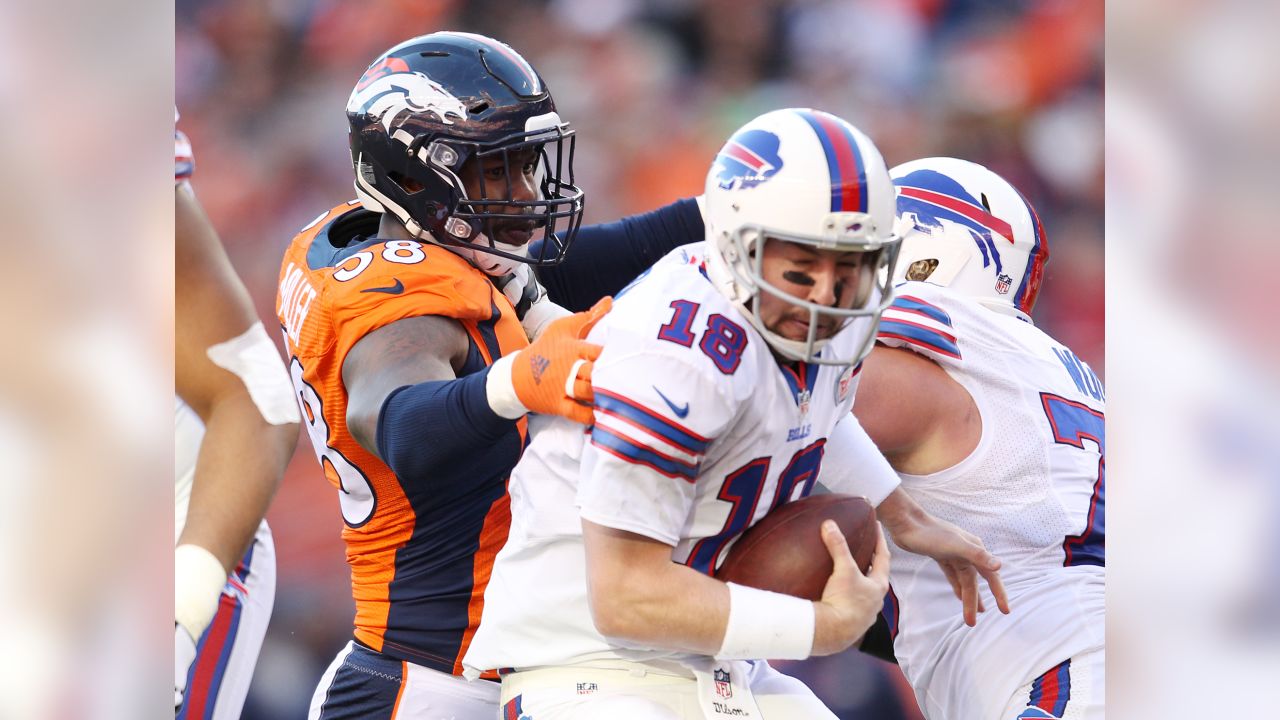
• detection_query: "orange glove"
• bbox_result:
[486,297,612,424]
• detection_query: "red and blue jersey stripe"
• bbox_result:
[877,295,962,359]
[887,295,953,327]
[592,389,711,482]
[503,694,525,720]
[1027,659,1072,717]
[179,545,256,720]
[795,109,868,214]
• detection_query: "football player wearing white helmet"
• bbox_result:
[851,158,1104,720]
[464,110,1003,720]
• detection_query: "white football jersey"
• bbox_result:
[175,398,205,543]
[464,243,900,675]
[868,281,1105,720]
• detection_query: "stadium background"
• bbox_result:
[176,1,1102,716]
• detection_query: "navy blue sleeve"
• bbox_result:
[375,369,519,489]
[858,611,898,664]
[534,197,705,312]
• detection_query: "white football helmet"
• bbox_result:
[890,157,1049,321]
[703,108,900,366]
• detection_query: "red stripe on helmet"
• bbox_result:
[898,186,1015,243]
[810,112,863,213]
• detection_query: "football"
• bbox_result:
[715,493,877,601]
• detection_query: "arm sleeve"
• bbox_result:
[535,197,705,311]
[375,368,520,485]
[816,413,901,506]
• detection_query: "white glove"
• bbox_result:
[175,623,197,710]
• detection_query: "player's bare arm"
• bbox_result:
[582,517,890,658]
[175,185,299,573]
[343,314,471,459]
[852,344,1009,624]
[853,344,980,476]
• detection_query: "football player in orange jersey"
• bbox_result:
[175,113,300,719]
[278,33,608,719]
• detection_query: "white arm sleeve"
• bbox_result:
[816,413,900,506]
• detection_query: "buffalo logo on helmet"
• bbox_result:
[712,129,784,191]
[895,169,1014,275]
[346,71,468,132]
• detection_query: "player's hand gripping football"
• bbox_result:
[487,297,612,424]
[879,489,1010,627]
[811,520,891,656]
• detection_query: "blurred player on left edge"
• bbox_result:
[175,110,301,718]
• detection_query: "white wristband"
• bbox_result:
[717,583,815,661]
[485,353,529,419]
[175,544,229,640]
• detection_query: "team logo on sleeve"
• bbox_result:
[712,129,783,190]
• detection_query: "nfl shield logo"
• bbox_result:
[836,365,855,403]
[796,389,811,416]
[714,668,733,699]
[995,273,1013,295]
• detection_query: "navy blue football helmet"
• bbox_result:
[346,32,584,274]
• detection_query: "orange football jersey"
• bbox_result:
[277,201,528,675]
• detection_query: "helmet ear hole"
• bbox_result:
[387,171,425,194]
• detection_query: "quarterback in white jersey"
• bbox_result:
[465,110,1004,720]
[175,110,299,719]
[853,158,1104,720]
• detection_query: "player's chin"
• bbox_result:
[774,318,811,342]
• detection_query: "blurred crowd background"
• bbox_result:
[20,0,1280,716]
[176,0,1102,717]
